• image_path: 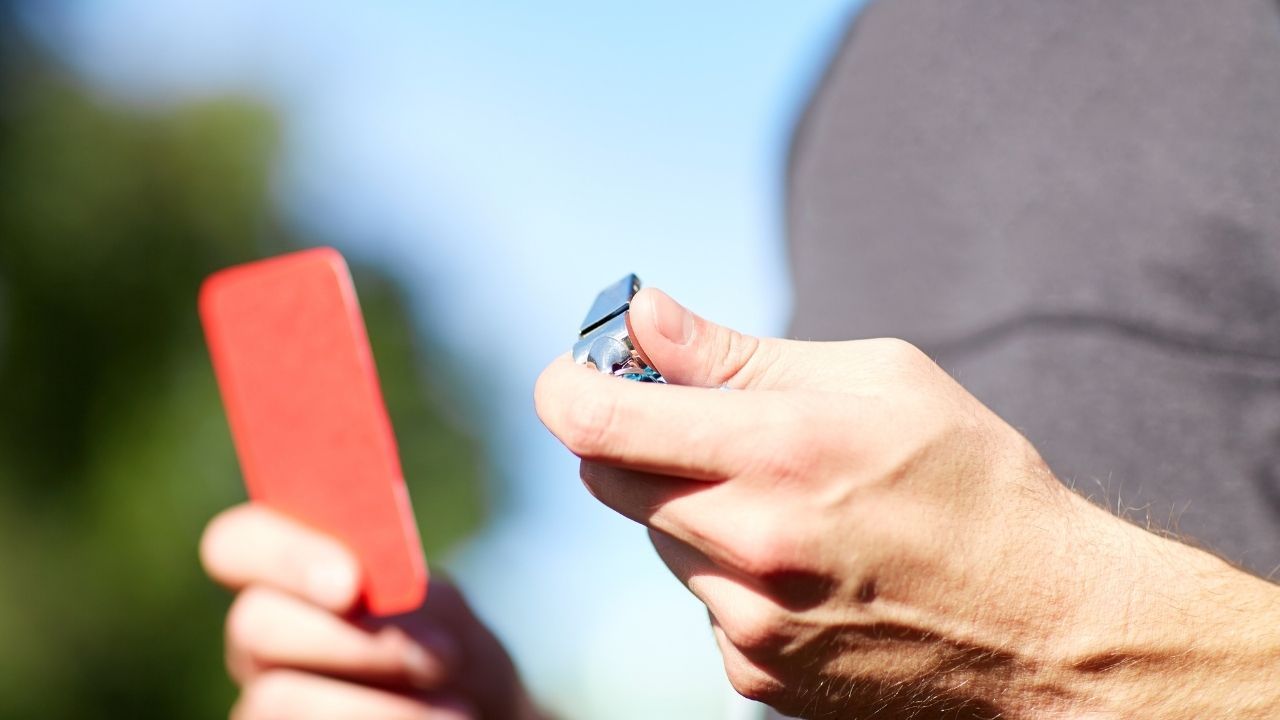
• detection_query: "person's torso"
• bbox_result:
[788,0,1280,579]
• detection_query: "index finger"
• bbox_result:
[534,354,807,480]
[201,503,362,613]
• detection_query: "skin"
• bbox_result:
[534,288,1280,719]
[199,505,543,720]
[199,285,1280,719]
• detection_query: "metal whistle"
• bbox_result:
[572,274,665,383]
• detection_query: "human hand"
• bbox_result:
[200,504,542,720]
[535,288,1280,719]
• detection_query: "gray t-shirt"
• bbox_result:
[770,0,1280,714]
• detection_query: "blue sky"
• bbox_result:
[24,1,865,716]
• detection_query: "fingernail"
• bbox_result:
[650,290,693,345]
[305,558,356,608]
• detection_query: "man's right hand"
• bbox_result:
[200,504,541,720]
[535,288,1280,719]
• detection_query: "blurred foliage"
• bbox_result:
[0,8,486,719]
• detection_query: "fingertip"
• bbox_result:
[200,503,362,612]
[641,288,694,345]
[626,288,663,357]
[200,503,256,584]
[630,287,707,386]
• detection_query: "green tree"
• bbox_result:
[0,10,485,718]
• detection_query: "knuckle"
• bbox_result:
[745,447,806,485]
[235,671,297,720]
[720,600,791,657]
[559,390,621,458]
[747,398,826,481]
[756,430,813,482]
[878,336,926,364]
[531,363,561,422]
[715,330,764,386]
[225,588,273,655]
[875,337,936,380]
[722,651,787,703]
[730,515,802,579]
[577,460,611,502]
[199,506,245,577]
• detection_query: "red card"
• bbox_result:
[199,247,427,616]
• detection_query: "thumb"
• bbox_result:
[627,288,780,389]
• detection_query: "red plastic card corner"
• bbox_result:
[199,247,427,616]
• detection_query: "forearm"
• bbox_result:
[1049,494,1280,719]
